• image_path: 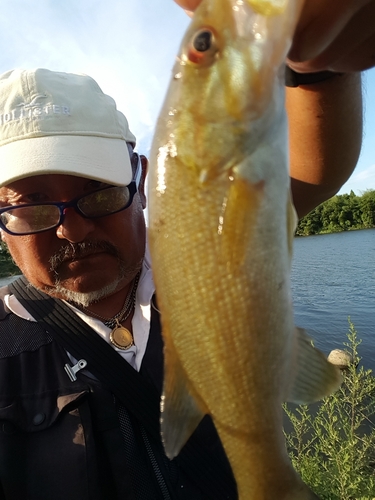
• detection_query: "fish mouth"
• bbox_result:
[49,241,120,273]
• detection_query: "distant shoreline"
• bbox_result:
[0,227,374,276]
[295,190,375,236]
[295,226,375,237]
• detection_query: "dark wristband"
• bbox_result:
[285,66,341,87]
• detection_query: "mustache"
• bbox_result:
[49,240,120,273]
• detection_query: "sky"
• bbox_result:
[0,0,374,196]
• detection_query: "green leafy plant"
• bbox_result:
[296,189,375,235]
[284,319,375,499]
[0,241,21,277]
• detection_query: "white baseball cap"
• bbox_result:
[0,68,136,187]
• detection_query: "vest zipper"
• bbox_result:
[141,425,172,500]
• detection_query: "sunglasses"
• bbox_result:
[0,153,142,236]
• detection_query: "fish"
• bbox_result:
[147,0,342,498]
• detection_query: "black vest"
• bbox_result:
[0,285,237,500]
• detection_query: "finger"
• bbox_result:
[317,33,375,73]
[173,0,201,10]
[289,1,375,72]
[289,0,371,63]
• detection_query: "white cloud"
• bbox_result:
[0,0,189,155]
[339,164,375,194]
[353,164,375,181]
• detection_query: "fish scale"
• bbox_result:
[148,0,341,497]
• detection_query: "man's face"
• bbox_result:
[0,160,147,304]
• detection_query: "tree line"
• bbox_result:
[296,189,375,236]
[0,242,21,277]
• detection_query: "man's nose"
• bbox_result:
[55,208,96,243]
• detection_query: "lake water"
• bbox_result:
[1,229,374,370]
[291,228,375,371]
[0,275,19,288]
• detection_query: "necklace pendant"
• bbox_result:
[109,320,134,350]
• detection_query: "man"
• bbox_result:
[0,0,372,498]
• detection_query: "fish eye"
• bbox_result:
[193,30,212,52]
[186,28,218,65]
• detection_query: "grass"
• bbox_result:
[284,319,375,499]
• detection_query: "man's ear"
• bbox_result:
[138,155,148,210]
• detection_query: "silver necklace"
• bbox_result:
[81,272,140,350]
[151,295,161,313]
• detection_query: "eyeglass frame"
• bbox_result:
[0,152,142,236]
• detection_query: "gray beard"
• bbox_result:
[45,240,140,307]
[53,268,125,307]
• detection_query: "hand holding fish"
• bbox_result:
[287,0,375,73]
[174,0,375,73]
[174,0,364,222]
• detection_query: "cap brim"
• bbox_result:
[0,135,133,187]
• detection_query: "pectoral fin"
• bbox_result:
[161,328,206,459]
[286,327,343,404]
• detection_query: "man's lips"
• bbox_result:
[49,241,120,273]
[63,250,107,262]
